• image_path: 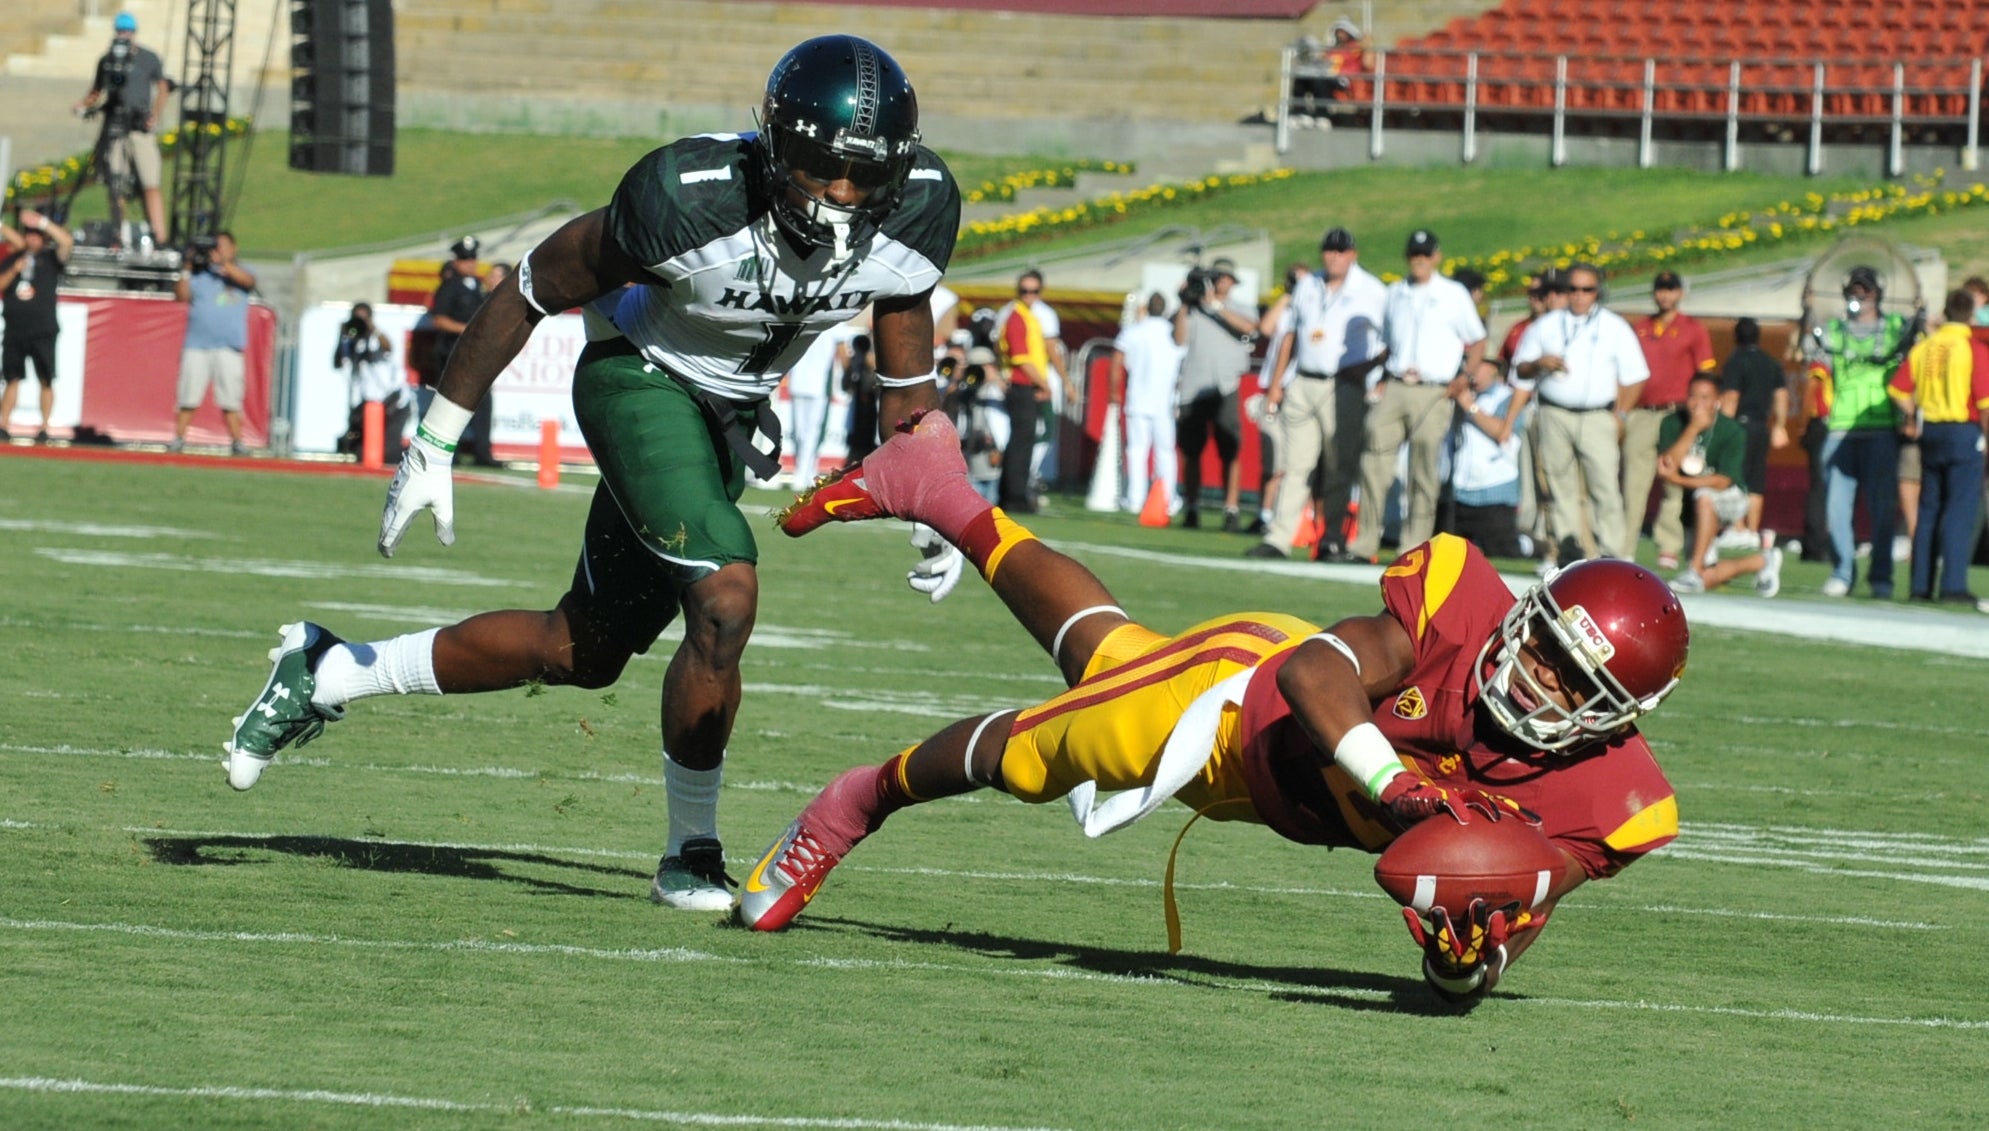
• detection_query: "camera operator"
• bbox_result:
[72,12,169,247]
[1173,258,1258,530]
[168,231,256,455]
[334,303,410,466]
[1,210,76,442]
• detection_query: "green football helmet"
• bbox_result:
[757,35,921,258]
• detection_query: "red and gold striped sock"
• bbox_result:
[956,507,1039,583]
[876,749,926,811]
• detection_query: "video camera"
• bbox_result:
[1180,266,1214,307]
[185,235,217,273]
[90,38,151,133]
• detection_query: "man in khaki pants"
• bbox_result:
[1628,270,1716,569]
[1248,226,1387,560]
[1349,229,1485,561]
[1512,263,1649,564]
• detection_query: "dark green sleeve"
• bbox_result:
[605,137,753,271]
[879,146,961,273]
[1708,418,1748,491]
[1657,412,1682,453]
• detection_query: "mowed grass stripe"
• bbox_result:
[4,918,1980,1029]
[0,1076,1072,1131]
[0,819,1957,929]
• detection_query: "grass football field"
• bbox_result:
[2,452,1986,1129]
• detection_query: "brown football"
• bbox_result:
[1374,815,1567,920]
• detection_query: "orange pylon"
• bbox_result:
[1138,480,1171,527]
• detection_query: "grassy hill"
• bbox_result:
[42,127,1989,283]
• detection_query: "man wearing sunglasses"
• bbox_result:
[1512,263,1649,565]
[224,36,964,916]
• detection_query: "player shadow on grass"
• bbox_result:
[142,834,646,900]
[806,916,1461,1014]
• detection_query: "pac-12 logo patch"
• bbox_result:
[1393,687,1428,720]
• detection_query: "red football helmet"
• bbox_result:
[1474,559,1690,750]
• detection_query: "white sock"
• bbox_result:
[663,751,723,856]
[310,628,442,709]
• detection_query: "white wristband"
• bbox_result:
[876,370,939,389]
[1334,721,1406,800]
[415,396,475,452]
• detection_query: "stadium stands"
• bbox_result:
[1367,0,1985,130]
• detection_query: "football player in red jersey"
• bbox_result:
[744,411,1689,1004]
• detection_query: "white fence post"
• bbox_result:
[1463,52,1479,164]
[1551,56,1567,167]
[1889,62,1905,177]
[1966,58,1981,173]
[1370,51,1386,160]
[1639,58,1655,168]
[1808,62,1825,176]
[1275,44,1294,156]
[1725,61,1742,171]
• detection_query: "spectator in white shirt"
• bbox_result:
[1351,228,1485,561]
[1247,226,1387,560]
[1440,358,1532,558]
[1511,263,1650,562]
[1110,292,1187,515]
[783,320,859,487]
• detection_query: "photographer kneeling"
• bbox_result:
[335,303,410,465]
[73,12,169,246]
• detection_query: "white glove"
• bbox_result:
[907,522,964,604]
[378,434,457,557]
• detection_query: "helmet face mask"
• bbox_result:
[1474,560,1689,752]
[757,36,921,262]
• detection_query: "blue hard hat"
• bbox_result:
[113,12,137,31]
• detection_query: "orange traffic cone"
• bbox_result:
[1293,502,1324,552]
[1138,480,1171,527]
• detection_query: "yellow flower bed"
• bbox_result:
[1433,172,1981,293]
[5,117,253,204]
[962,159,1138,205]
[957,167,1296,259]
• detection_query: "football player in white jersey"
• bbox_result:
[225,36,962,913]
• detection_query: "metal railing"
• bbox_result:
[1277,45,1986,175]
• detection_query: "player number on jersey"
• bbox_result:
[740,321,809,375]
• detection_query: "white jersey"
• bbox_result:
[604,133,960,402]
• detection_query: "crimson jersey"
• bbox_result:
[1236,535,1678,880]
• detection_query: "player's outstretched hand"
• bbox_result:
[378,435,457,557]
[907,522,963,603]
[1403,898,1517,1003]
[1377,771,1540,829]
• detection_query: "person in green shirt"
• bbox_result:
[1806,265,1911,597]
[1658,373,1782,596]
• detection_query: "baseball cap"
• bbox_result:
[1846,265,1881,291]
[1450,267,1486,293]
[1208,257,1239,281]
[1405,229,1439,257]
[1531,267,1570,294]
[1319,226,1356,252]
[113,11,137,31]
[1652,270,1684,291]
[450,235,480,260]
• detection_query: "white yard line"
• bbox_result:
[0,1076,1070,1131]
[0,818,1958,929]
[0,917,1978,1031]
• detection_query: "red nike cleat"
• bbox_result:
[736,818,845,931]
[773,409,969,537]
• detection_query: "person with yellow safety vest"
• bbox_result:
[995,274,1051,513]
[1888,288,1989,609]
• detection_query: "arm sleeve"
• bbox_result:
[1614,320,1652,385]
[1691,321,1716,371]
[1888,356,1915,399]
[1973,343,1989,408]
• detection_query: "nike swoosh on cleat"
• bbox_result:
[742,836,787,894]
[822,496,868,516]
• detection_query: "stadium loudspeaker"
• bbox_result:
[288,0,395,176]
